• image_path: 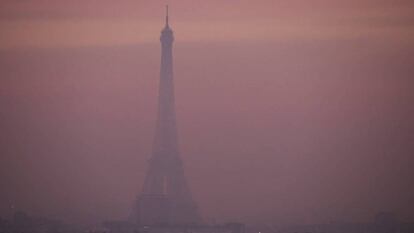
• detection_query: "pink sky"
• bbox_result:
[1,0,414,227]
[1,0,413,48]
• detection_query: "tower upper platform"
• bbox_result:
[160,5,174,44]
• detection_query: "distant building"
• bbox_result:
[102,222,245,233]
[103,6,244,233]
[278,213,413,233]
[131,5,201,226]
[373,212,398,233]
[0,211,78,233]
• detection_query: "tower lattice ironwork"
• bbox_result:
[134,6,201,226]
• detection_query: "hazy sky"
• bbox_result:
[1,0,414,48]
[1,0,414,226]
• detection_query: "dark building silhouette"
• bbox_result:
[0,211,76,233]
[374,212,398,233]
[278,212,413,233]
[132,6,201,226]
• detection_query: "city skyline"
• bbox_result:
[0,0,413,227]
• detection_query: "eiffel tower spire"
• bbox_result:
[165,5,169,28]
[133,7,201,226]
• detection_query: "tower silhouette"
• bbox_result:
[134,6,201,226]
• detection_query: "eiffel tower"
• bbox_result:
[133,6,201,226]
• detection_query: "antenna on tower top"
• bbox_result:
[165,5,169,27]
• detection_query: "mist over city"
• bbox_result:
[1,1,413,233]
